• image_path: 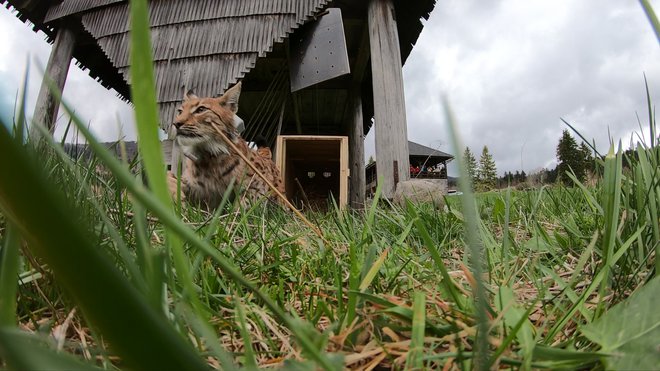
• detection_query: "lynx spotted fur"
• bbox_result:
[167,82,285,209]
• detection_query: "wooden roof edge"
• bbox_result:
[1,0,57,42]
[408,140,454,160]
[395,0,436,64]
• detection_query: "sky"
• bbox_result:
[1,1,659,176]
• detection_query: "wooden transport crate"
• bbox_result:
[275,135,349,209]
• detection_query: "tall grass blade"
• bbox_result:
[0,224,20,327]
[494,286,535,368]
[596,144,623,318]
[443,96,490,369]
[235,297,258,369]
[128,0,198,312]
[14,59,29,144]
[0,329,101,371]
[0,125,208,370]
[406,291,426,370]
[546,225,644,341]
[488,300,537,369]
[359,248,388,292]
[407,203,464,309]
[128,0,169,203]
[29,122,149,296]
[640,0,660,44]
[644,75,656,148]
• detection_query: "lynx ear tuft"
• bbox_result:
[220,82,241,113]
[184,90,198,101]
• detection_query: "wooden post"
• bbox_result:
[31,26,76,136]
[348,92,366,208]
[368,0,410,198]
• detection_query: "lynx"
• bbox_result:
[167,82,285,209]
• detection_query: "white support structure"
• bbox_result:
[368,0,410,198]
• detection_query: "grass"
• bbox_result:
[0,130,657,369]
[0,0,659,369]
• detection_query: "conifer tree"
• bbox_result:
[478,146,497,190]
[463,147,478,182]
[556,130,584,184]
[579,142,593,178]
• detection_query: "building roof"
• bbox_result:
[2,0,435,135]
[365,140,453,171]
[407,141,453,160]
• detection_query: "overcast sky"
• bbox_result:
[1,1,659,175]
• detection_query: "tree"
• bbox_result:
[367,156,375,165]
[556,130,585,184]
[463,147,478,182]
[579,142,593,178]
[478,146,497,190]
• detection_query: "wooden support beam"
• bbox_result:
[32,26,76,136]
[368,0,410,198]
[345,25,370,209]
[348,92,365,209]
[292,92,303,134]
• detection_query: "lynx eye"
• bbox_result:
[176,108,182,115]
[194,106,208,114]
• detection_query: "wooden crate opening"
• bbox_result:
[276,136,348,210]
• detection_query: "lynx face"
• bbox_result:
[173,83,241,156]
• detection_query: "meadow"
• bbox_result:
[0,1,659,370]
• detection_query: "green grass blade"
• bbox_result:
[443,96,490,369]
[0,125,208,370]
[596,144,623,318]
[406,291,426,370]
[178,303,239,371]
[640,0,660,44]
[14,59,29,144]
[359,247,388,292]
[644,75,656,148]
[546,225,644,341]
[29,122,149,296]
[494,286,536,367]
[0,224,20,327]
[407,203,464,308]
[488,300,537,369]
[582,276,660,370]
[128,0,169,204]
[235,297,258,369]
[0,329,102,371]
[128,0,199,313]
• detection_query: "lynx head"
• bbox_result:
[173,82,242,156]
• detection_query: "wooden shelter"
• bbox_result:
[3,0,435,207]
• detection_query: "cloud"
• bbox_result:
[2,1,659,171]
[0,8,136,143]
[367,0,660,176]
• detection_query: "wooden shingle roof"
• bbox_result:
[3,0,435,134]
[39,0,330,127]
